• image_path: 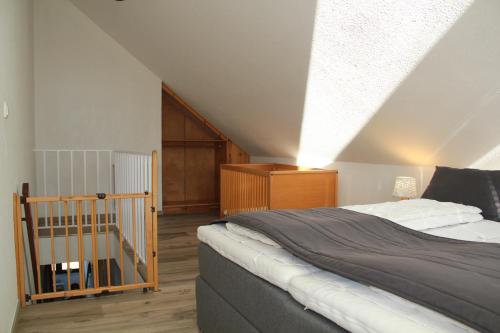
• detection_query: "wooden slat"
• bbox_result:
[267,174,272,209]
[229,170,233,215]
[243,173,247,212]
[227,170,229,214]
[132,198,138,284]
[118,199,125,285]
[22,184,38,293]
[33,203,42,294]
[223,169,228,216]
[236,171,240,213]
[105,199,111,287]
[256,175,260,210]
[221,169,227,216]
[13,194,25,306]
[91,200,99,289]
[255,175,259,211]
[76,201,85,290]
[229,170,233,214]
[223,170,227,215]
[152,150,159,291]
[262,176,265,209]
[30,282,154,301]
[249,174,253,211]
[64,201,71,291]
[49,203,56,292]
[252,174,257,211]
[231,170,235,214]
[257,175,260,211]
[145,195,153,284]
[333,172,338,207]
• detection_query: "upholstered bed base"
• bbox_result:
[196,242,348,333]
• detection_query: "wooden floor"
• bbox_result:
[15,213,216,333]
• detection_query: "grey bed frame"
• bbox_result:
[196,242,348,333]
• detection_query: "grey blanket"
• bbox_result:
[216,208,500,333]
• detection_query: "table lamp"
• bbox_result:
[393,176,417,200]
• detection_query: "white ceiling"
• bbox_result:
[71,0,500,167]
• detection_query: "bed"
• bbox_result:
[196,161,500,333]
[197,166,500,333]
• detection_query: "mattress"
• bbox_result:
[197,244,347,333]
[198,219,500,333]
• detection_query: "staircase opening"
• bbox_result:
[12,151,159,306]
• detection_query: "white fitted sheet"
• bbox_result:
[198,220,500,333]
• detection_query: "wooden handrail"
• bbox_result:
[25,193,149,203]
[221,163,338,175]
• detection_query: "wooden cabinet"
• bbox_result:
[162,83,249,214]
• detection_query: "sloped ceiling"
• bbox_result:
[336,0,500,167]
[70,0,500,167]
[70,0,318,158]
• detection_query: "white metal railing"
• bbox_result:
[34,150,114,229]
[34,149,152,263]
[114,151,152,263]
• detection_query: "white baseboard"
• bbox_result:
[10,300,20,333]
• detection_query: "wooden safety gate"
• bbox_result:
[13,151,159,305]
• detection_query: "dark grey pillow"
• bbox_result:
[422,166,500,222]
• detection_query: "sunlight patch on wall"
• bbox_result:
[470,144,500,169]
[297,0,473,167]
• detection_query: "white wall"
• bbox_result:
[252,156,434,206]
[34,0,162,204]
[0,0,35,331]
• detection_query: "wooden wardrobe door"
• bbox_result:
[161,83,248,214]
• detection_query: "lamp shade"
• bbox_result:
[393,176,417,199]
